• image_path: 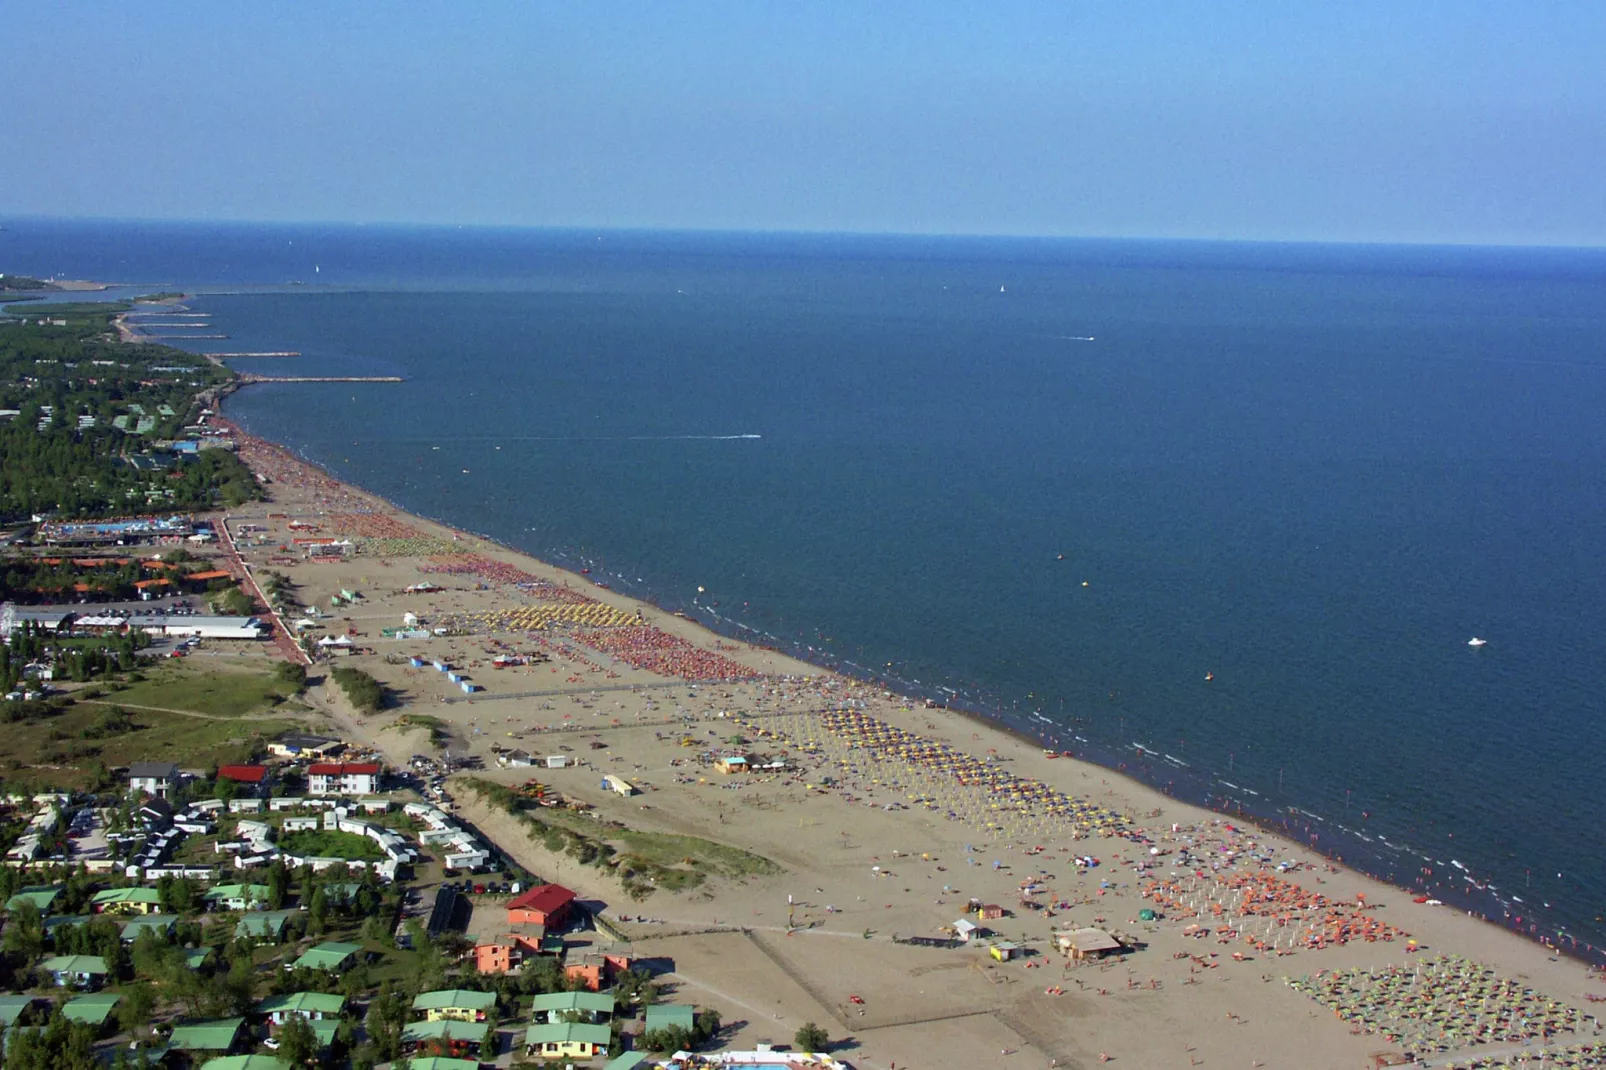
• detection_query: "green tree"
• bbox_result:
[265,858,291,909]
[116,983,157,1034]
[214,955,258,1016]
[215,585,253,616]
[2,900,44,966]
[641,1025,692,1053]
[4,1013,98,1070]
[274,660,308,691]
[613,966,660,1008]
[363,983,407,1061]
[795,1022,830,1052]
[307,886,329,935]
[278,1014,319,1066]
[520,955,564,995]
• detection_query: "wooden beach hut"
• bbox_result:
[1055,927,1123,960]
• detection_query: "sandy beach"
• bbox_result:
[213,412,1606,1070]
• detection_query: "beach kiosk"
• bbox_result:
[1055,927,1124,961]
[988,941,1021,962]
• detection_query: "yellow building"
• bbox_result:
[89,888,163,915]
[411,989,496,1023]
[525,1023,610,1060]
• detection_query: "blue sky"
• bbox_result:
[2,2,1602,244]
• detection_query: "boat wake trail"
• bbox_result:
[398,434,763,444]
[626,434,762,441]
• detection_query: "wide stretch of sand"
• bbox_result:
[215,416,1606,1070]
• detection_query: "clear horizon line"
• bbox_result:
[3,212,1605,254]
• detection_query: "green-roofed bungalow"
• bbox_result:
[42,914,93,942]
[307,1019,339,1048]
[0,996,38,1028]
[258,991,345,1023]
[90,887,163,915]
[524,1021,611,1060]
[199,1055,289,1070]
[400,1018,484,1055]
[320,882,363,904]
[120,914,178,942]
[235,909,295,944]
[605,1053,651,1070]
[290,941,361,971]
[644,1004,696,1034]
[5,886,62,915]
[412,988,496,1022]
[186,947,216,970]
[61,992,121,1027]
[409,1058,482,1070]
[203,884,271,911]
[167,1017,245,1052]
[39,954,109,989]
[529,989,614,1023]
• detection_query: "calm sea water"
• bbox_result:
[5,218,1606,955]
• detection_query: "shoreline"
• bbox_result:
[199,324,1606,1066]
[210,392,1602,972]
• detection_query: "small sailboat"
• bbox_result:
[1467,637,1487,647]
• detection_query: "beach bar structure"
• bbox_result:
[1055,927,1124,960]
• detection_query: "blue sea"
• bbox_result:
[5,218,1606,956]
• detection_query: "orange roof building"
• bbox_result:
[506,884,575,928]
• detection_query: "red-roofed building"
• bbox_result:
[507,884,575,928]
[307,762,381,796]
[218,765,271,796]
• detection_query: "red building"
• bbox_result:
[217,765,270,795]
[506,884,575,928]
[307,762,381,795]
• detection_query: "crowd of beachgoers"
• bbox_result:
[1290,955,1596,1059]
[221,420,377,512]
